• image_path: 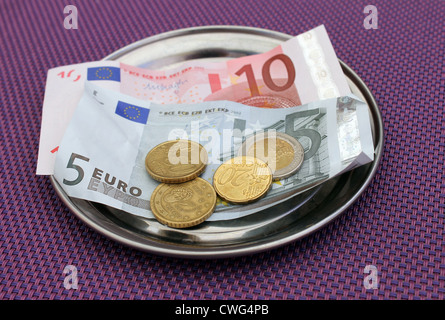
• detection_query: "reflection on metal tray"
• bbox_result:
[50,26,384,258]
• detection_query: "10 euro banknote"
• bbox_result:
[38,25,351,175]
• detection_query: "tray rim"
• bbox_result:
[49,25,384,258]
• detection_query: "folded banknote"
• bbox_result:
[53,82,373,221]
[38,25,351,175]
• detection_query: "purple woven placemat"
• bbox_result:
[0,0,443,300]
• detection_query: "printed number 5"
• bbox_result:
[63,153,90,186]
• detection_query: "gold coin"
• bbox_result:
[150,177,217,228]
[213,156,272,204]
[238,132,304,180]
[145,140,208,183]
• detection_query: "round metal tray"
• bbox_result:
[50,26,384,258]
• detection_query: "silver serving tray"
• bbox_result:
[50,26,384,258]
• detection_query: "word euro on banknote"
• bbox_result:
[53,82,373,221]
[37,25,351,175]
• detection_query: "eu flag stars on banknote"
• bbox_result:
[115,100,150,124]
[87,66,121,82]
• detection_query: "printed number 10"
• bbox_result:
[235,53,296,96]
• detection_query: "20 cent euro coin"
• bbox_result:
[150,177,217,228]
[145,140,208,183]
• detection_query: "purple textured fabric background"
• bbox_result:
[0,0,443,300]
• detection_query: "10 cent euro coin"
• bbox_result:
[213,156,272,204]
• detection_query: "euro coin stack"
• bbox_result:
[145,140,216,229]
[145,133,304,229]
